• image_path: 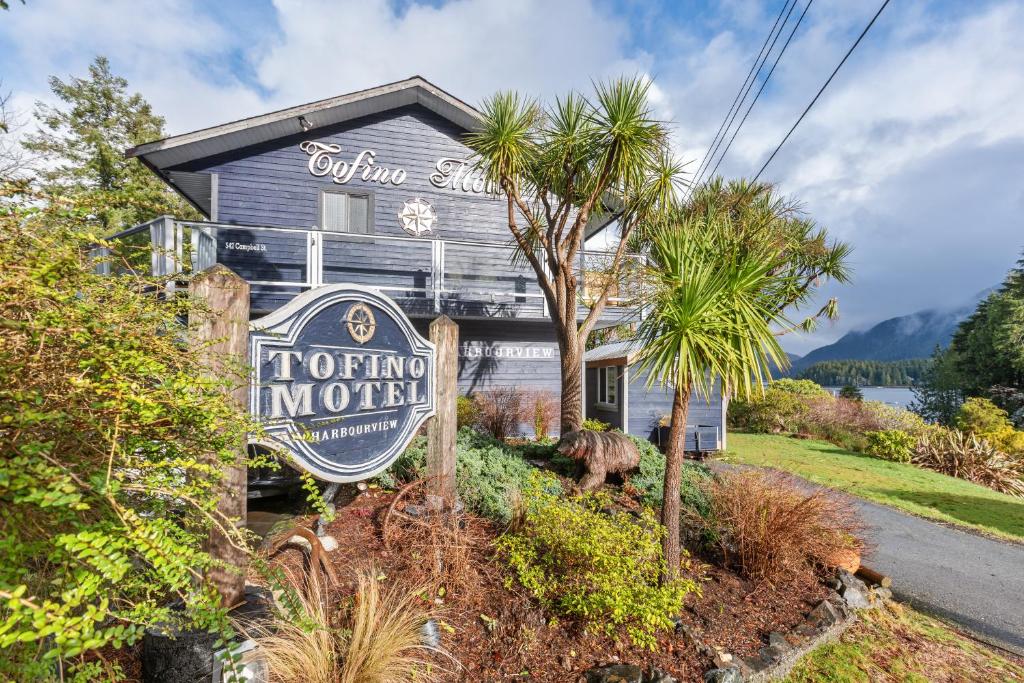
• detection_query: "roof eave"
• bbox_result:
[126,76,483,167]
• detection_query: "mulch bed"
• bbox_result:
[263,485,829,682]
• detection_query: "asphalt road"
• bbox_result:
[710,461,1024,655]
[854,496,1024,656]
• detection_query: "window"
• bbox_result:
[320,190,371,234]
[597,366,618,408]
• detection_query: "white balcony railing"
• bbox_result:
[100,217,642,320]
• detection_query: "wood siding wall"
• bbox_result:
[626,366,724,450]
[176,104,507,241]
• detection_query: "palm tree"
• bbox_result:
[634,212,789,580]
[466,78,681,436]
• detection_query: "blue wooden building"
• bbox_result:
[120,76,725,450]
[585,341,726,451]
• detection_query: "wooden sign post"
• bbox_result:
[191,265,250,609]
[427,316,458,508]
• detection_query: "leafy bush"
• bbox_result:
[456,394,479,429]
[914,428,1024,497]
[955,397,1024,455]
[696,471,864,585]
[473,387,526,440]
[728,379,828,433]
[865,430,916,463]
[863,401,929,436]
[385,428,558,523]
[581,418,611,432]
[497,477,700,649]
[0,220,256,672]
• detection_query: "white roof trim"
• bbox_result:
[127,76,482,171]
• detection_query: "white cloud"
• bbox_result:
[1,0,1021,356]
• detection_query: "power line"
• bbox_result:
[702,0,814,187]
[690,0,797,196]
[687,0,794,194]
[752,0,892,182]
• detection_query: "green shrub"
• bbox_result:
[0,219,257,673]
[581,418,611,432]
[865,430,916,463]
[382,428,558,523]
[497,477,700,649]
[728,386,808,433]
[955,397,1024,455]
[863,401,929,437]
[456,394,479,429]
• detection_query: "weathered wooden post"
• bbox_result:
[190,264,250,608]
[427,315,458,508]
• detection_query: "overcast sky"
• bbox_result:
[1,0,1021,354]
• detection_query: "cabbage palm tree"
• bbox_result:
[634,213,789,580]
[466,77,681,435]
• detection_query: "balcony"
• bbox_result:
[100,216,642,323]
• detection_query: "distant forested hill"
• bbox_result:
[797,358,931,386]
[790,290,992,374]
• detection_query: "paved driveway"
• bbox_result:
[710,462,1024,655]
[854,496,1024,656]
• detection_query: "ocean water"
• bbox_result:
[825,386,916,409]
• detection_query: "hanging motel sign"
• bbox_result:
[250,285,435,482]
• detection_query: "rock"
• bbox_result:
[806,600,842,628]
[873,586,893,603]
[712,648,733,668]
[768,632,791,652]
[319,535,339,552]
[703,667,743,683]
[420,619,440,648]
[838,569,871,609]
[404,503,426,518]
[356,481,368,491]
[584,664,643,683]
[643,667,676,683]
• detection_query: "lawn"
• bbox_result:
[723,432,1024,542]
[785,604,1024,682]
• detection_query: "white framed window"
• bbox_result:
[320,190,372,234]
[597,365,618,408]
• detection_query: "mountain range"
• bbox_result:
[789,289,993,374]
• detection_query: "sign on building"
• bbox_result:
[249,284,435,482]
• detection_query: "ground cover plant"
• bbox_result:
[785,603,1024,682]
[380,427,559,524]
[497,477,700,649]
[725,433,1024,541]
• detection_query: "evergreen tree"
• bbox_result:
[947,253,1024,424]
[839,384,863,401]
[22,56,196,231]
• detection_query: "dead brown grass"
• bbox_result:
[700,470,865,585]
[249,566,449,683]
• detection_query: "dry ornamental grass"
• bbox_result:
[698,470,865,585]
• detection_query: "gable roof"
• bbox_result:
[126,76,483,216]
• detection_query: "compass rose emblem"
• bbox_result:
[397,197,436,237]
[345,303,376,344]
